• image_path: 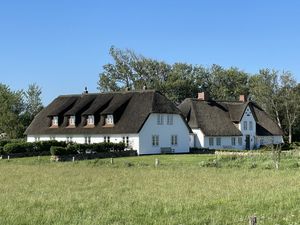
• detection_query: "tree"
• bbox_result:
[249,69,282,127]
[280,72,300,143]
[22,83,43,128]
[209,65,249,101]
[0,84,24,138]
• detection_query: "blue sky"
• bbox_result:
[1,0,300,104]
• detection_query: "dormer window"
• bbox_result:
[87,115,94,125]
[105,114,114,125]
[52,116,58,126]
[69,116,76,126]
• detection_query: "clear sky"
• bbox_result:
[1,0,300,104]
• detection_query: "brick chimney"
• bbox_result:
[239,95,247,102]
[198,92,209,101]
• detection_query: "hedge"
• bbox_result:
[1,140,67,155]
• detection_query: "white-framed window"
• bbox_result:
[50,136,56,141]
[105,115,114,125]
[122,136,129,147]
[167,114,173,125]
[243,121,247,130]
[87,115,94,125]
[171,135,177,145]
[231,137,236,146]
[152,135,159,146]
[52,116,58,126]
[238,137,242,146]
[35,137,40,142]
[157,114,164,125]
[216,137,221,146]
[85,136,91,144]
[249,121,253,131]
[104,136,110,143]
[66,137,73,143]
[209,137,214,146]
[69,116,76,126]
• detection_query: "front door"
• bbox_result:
[245,135,250,150]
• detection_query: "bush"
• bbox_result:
[3,142,35,154]
[190,147,215,154]
[35,140,67,152]
[65,142,126,154]
[50,146,68,156]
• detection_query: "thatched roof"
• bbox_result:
[178,99,283,136]
[25,90,189,135]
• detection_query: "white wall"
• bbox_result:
[138,113,190,155]
[192,128,205,148]
[239,106,257,150]
[256,136,284,147]
[27,134,139,150]
[203,136,243,150]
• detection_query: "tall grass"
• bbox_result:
[0,154,299,224]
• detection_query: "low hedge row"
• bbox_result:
[1,140,67,155]
[50,142,126,156]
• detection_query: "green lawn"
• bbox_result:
[0,154,300,225]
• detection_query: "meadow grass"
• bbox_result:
[0,154,300,224]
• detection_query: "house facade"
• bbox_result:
[178,92,284,150]
[25,90,191,155]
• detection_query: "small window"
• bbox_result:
[87,115,94,125]
[157,114,164,125]
[85,136,91,144]
[104,136,110,143]
[171,135,177,145]
[123,136,129,147]
[238,137,242,145]
[50,136,56,141]
[249,121,253,131]
[69,116,76,126]
[209,137,214,146]
[231,137,236,146]
[35,137,40,142]
[167,114,173,125]
[243,121,247,130]
[52,116,58,126]
[216,137,221,146]
[152,135,159,146]
[105,115,114,125]
[67,137,73,143]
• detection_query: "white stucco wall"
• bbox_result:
[238,106,257,149]
[256,136,284,147]
[192,128,205,148]
[138,113,190,155]
[27,134,139,150]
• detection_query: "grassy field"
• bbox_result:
[1,154,300,225]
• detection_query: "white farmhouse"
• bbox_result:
[25,90,191,155]
[178,92,284,150]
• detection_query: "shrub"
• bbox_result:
[50,146,68,156]
[36,140,67,152]
[3,142,35,154]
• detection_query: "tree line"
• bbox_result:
[1,46,299,143]
[98,46,300,143]
[0,83,43,139]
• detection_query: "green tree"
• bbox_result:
[0,84,24,138]
[249,69,282,127]
[21,83,43,128]
[209,65,249,101]
[280,72,300,143]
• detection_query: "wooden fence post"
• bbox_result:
[110,158,114,164]
[249,216,257,225]
[155,158,159,167]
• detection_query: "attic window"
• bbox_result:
[87,115,94,125]
[69,116,76,126]
[52,116,58,126]
[105,114,114,125]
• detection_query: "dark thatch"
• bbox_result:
[178,98,283,136]
[25,90,190,135]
